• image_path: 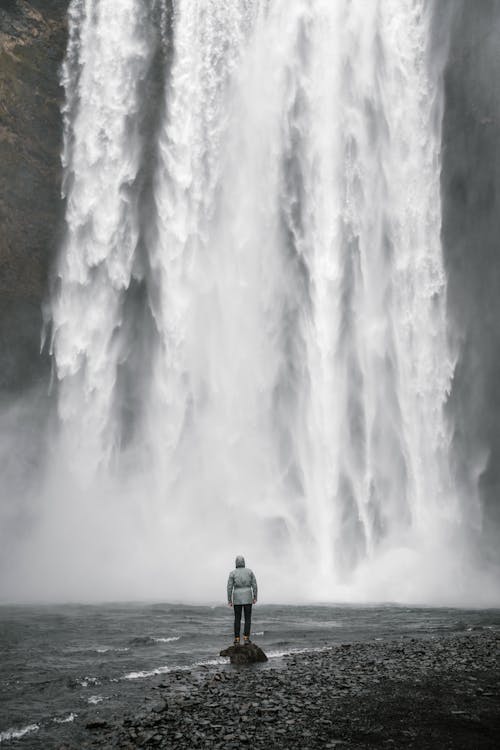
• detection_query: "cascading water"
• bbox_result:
[30,0,477,602]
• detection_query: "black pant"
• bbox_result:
[234,603,252,638]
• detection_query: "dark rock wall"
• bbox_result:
[441,0,500,552]
[0,0,67,390]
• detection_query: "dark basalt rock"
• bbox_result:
[0,0,68,390]
[84,631,499,750]
[85,718,108,730]
[219,642,268,664]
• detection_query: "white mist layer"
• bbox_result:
[1,0,497,606]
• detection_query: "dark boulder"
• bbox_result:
[219,643,268,665]
[86,718,108,730]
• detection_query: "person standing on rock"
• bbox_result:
[227,555,258,646]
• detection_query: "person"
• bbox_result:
[227,555,258,645]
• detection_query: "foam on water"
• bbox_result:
[123,665,178,681]
[78,677,100,688]
[87,695,104,705]
[52,713,77,724]
[123,656,229,681]
[153,636,181,643]
[0,724,39,743]
[267,645,333,659]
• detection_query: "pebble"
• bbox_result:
[82,631,499,750]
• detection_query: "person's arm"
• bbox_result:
[250,570,258,603]
[227,571,234,605]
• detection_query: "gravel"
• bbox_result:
[69,630,499,749]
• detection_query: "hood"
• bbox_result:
[235,555,245,568]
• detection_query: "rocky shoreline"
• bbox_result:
[66,630,500,750]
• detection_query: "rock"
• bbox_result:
[219,642,268,664]
[0,0,67,390]
[81,630,499,750]
[86,718,108,730]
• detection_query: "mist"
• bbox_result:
[1,0,499,608]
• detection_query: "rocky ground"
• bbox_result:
[66,630,499,750]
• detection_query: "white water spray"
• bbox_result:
[9,0,488,603]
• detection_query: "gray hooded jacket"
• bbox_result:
[227,556,258,605]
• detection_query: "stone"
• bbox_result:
[86,718,108,730]
[219,642,268,664]
[0,0,67,390]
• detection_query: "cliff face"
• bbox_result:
[441,0,500,548]
[0,0,67,390]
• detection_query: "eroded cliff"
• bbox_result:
[0,0,67,389]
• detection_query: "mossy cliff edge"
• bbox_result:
[0,0,67,390]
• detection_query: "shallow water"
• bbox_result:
[1,603,499,747]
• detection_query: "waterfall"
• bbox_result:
[45,0,465,602]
